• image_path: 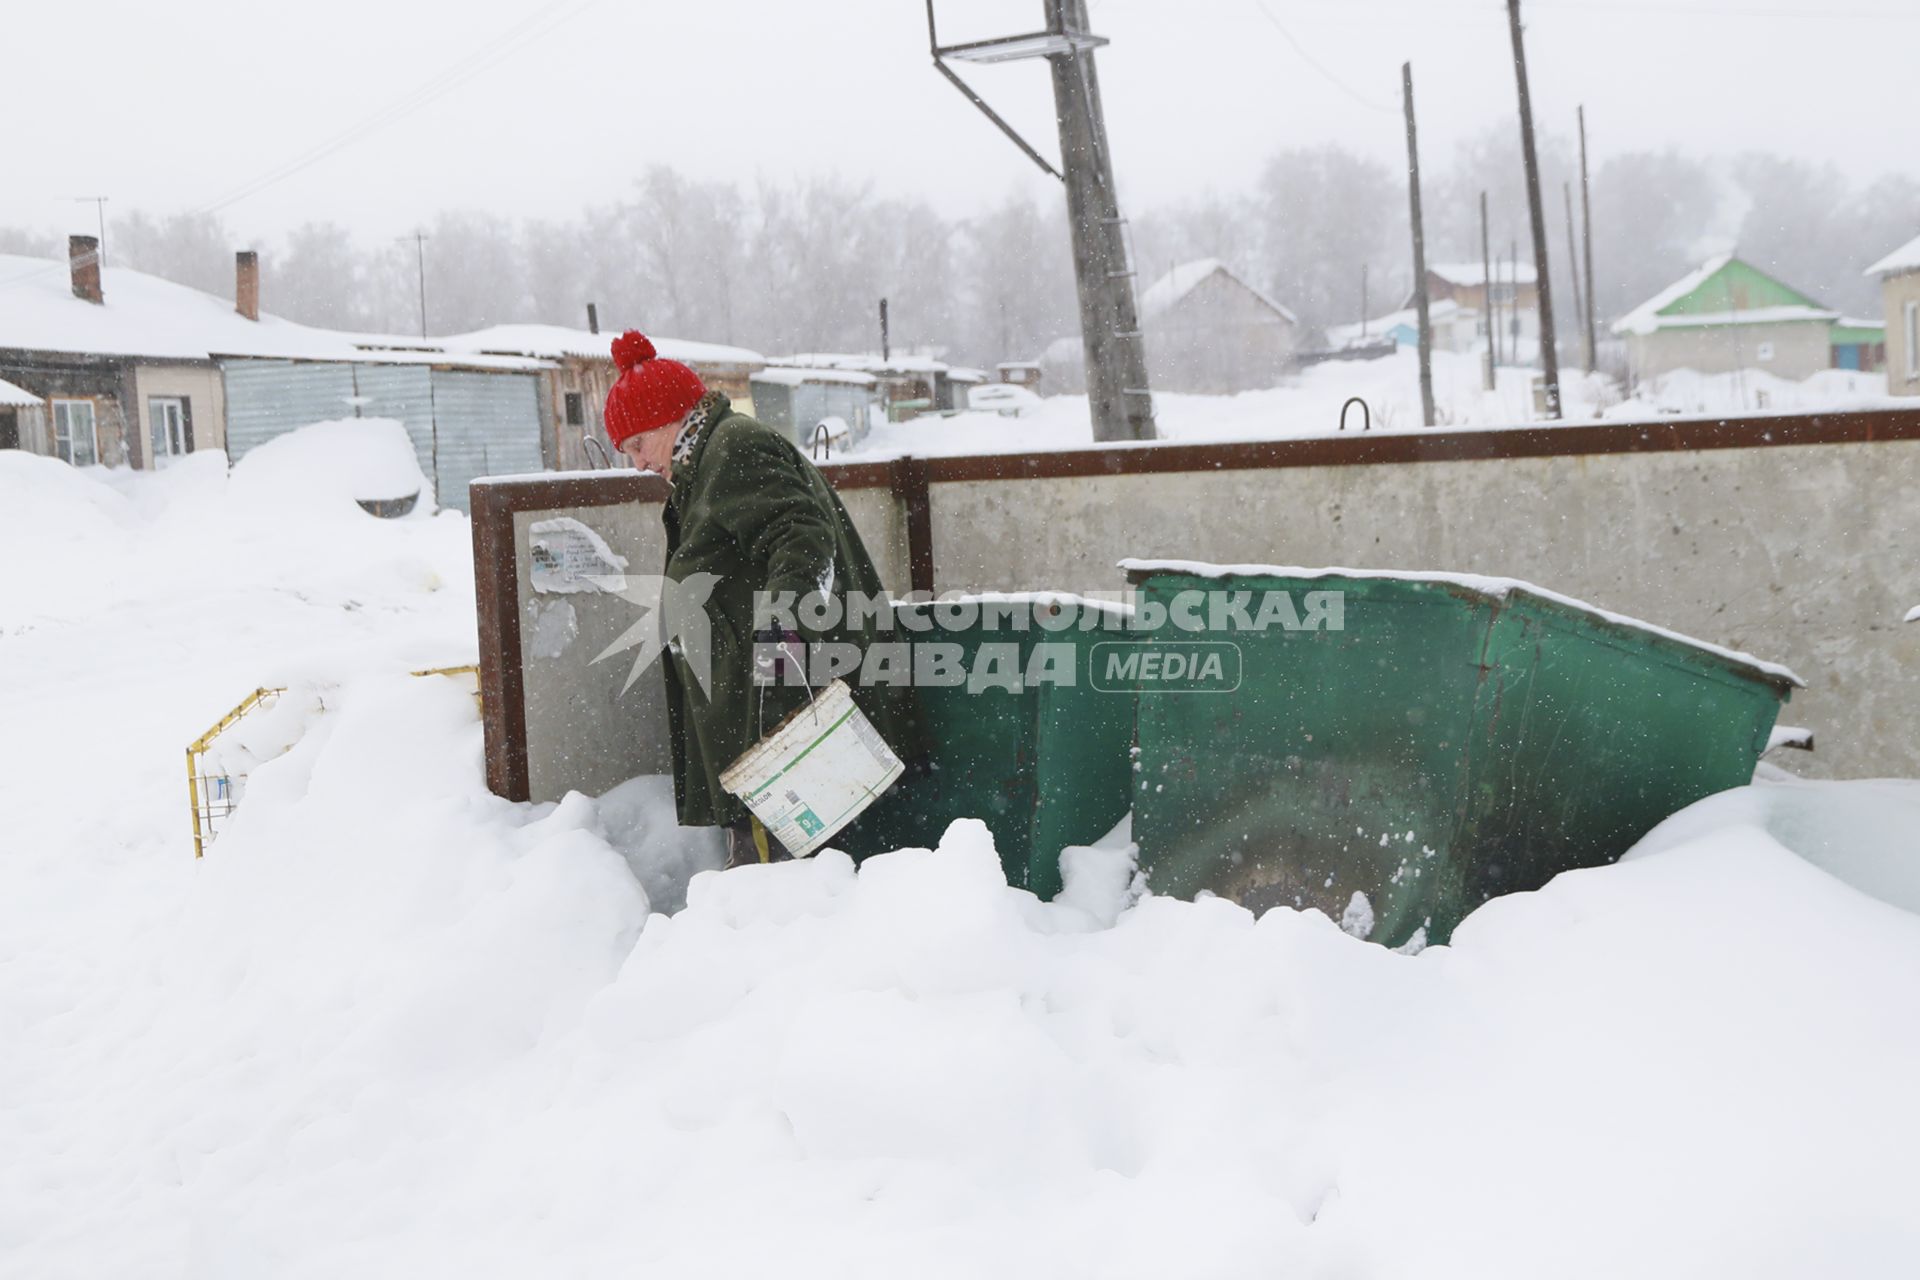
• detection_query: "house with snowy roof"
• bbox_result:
[439,323,765,471]
[1325,298,1477,356]
[1417,260,1539,351]
[1611,254,1845,385]
[0,236,557,509]
[1865,231,1920,395]
[1131,259,1301,394]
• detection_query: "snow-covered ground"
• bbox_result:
[844,349,1899,459]
[5,432,1920,1277]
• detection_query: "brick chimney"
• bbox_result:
[235,250,260,321]
[69,235,102,305]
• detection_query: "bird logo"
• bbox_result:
[590,572,722,698]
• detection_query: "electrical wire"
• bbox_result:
[1245,0,1398,114]
[194,0,598,217]
[0,0,598,294]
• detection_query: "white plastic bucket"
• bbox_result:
[720,679,903,858]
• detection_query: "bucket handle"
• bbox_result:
[755,639,820,740]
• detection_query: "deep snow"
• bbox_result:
[4,436,1919,1278]
[842,347,1899,460]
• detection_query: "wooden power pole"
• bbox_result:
[924,0,1154,440]
[1046,0,1155,441]
[1506,0,1560,418]
[1403,62,1435,428]
[1578,104,1598,374]
[1559,182,1589,378]
[1480,191,1496,389]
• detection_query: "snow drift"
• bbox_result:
[5,444,1919,1278]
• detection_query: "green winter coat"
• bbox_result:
[658,396,921,827]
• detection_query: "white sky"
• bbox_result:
[6,0,1913,243]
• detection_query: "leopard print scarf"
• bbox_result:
[671,391,725,472]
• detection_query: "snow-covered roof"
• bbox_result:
[440,323,765,368]
[1865,232,1920,278]
[750,365,876,387]
[0,253,548,371]
[1139,259,1299,324]
[0,375,42,408]
[1429,261,1536,287]
[775,352,947,376]
[1626,305,1839,332]
[1610,254,1835,337]
[1837,316,1886,332]
[1325,298,1462,347]
[1614,253,1735,337]
[1119,558,1803,688]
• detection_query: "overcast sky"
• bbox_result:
[6,0,1913,244]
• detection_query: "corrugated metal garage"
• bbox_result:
[220,359,546,512]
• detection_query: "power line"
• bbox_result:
[195,0,597,218]
[0,0,597,296]
[1245,0,1398,114]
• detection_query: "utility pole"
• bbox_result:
[404,231,430,338]
[586,302,600,335]
[1562,182,1585,387]
[1045,0,1155,440]
[1506,0,1560,418]
[1402,62,1435,428]
[923,0,1153,440]
[1480,191,1496,389]
[71,196,109,268]
[1578,104,1598,374]
[1510,239,1520,362]
[879,297,892,361]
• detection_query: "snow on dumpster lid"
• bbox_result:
[1118,558,1804,688]
[891,589,1135,622]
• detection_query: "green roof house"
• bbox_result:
[1611,254,1839,384]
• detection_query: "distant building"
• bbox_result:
[770,353,978,418]
[1866,232,1920,395]
[440,324,765,471]
[995,361,1043,392]
[1829,318,1886,373]
[1137,259,1301,394]
[1326,298,1477,355]
[1421,260,1537,350]
[748,366,879,454]
[0,239,551,510]
[1612,254,1842,384]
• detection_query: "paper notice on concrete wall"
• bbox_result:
[529,599,579,659]
[529,517,628,594]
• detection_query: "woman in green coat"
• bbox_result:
[604,331,920,867]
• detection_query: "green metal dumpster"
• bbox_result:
[1122,561,1801,948]
[832,593,1138,899]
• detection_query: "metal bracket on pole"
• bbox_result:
[926,0,1064,182]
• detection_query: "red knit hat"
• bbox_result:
[604,331,707,449]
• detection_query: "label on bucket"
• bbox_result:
[719,679,904,859]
